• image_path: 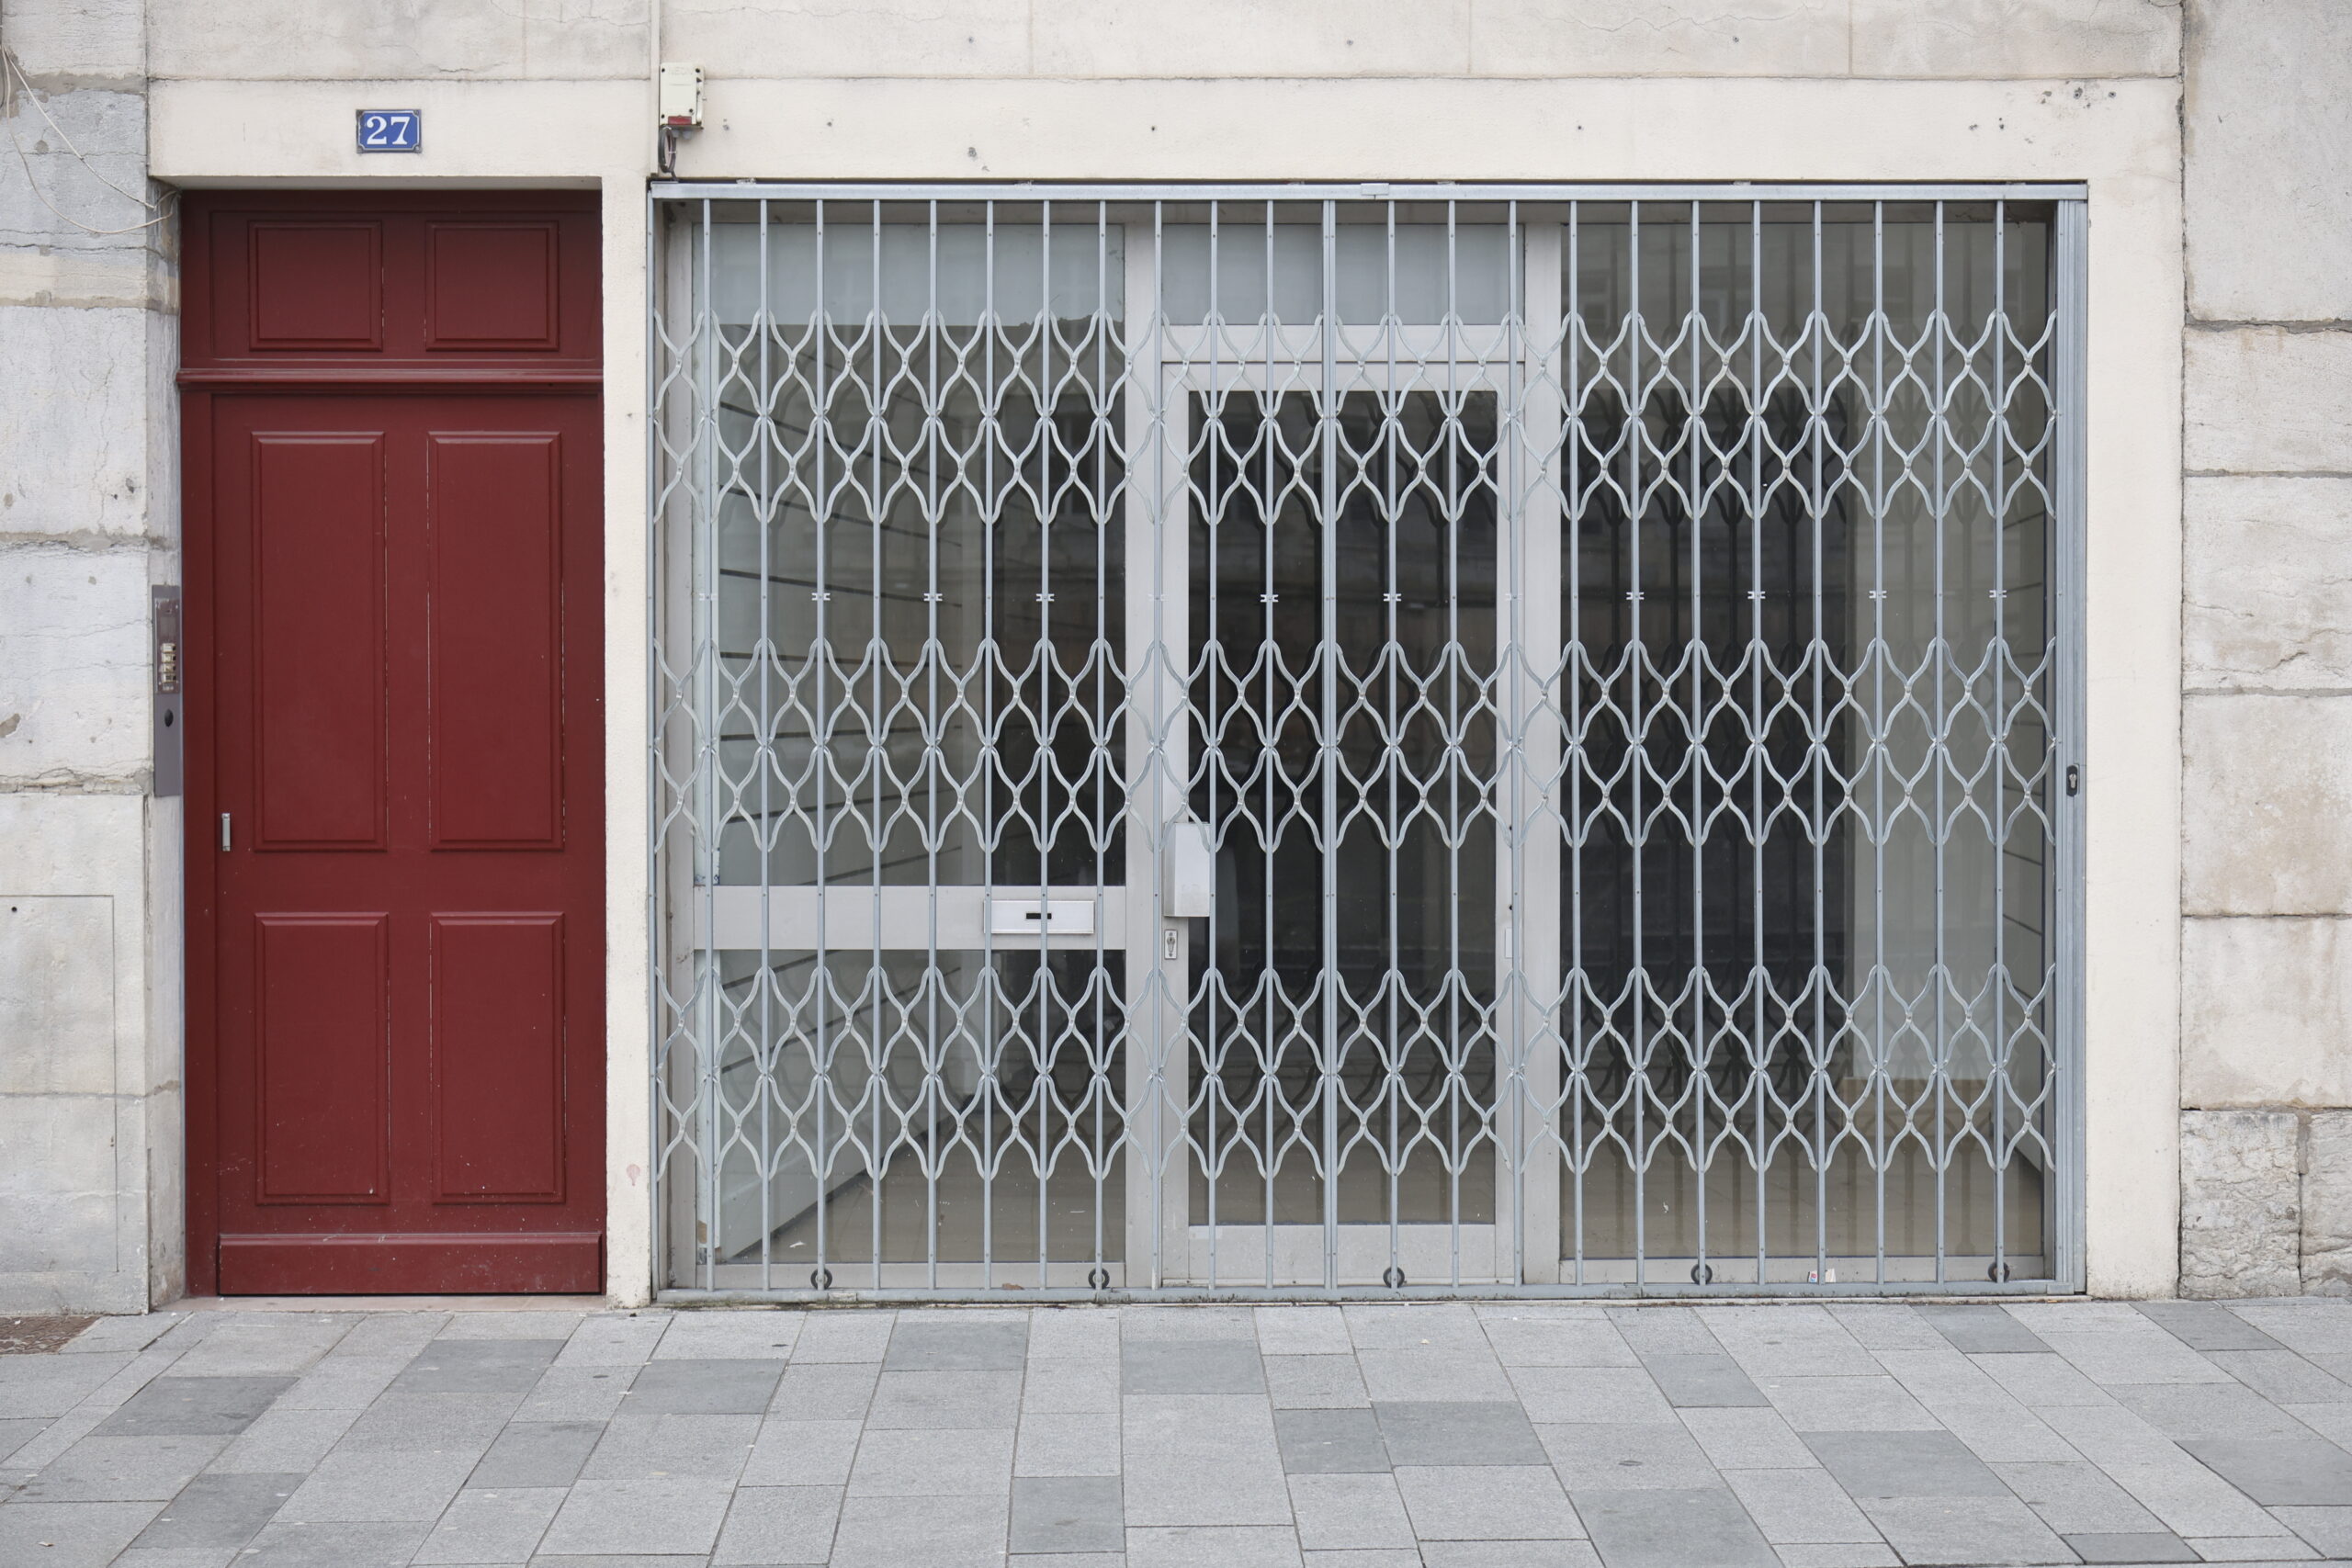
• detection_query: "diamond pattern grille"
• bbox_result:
[651,191,2084,1296]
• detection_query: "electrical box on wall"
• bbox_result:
[659,63,704,129]
[153,585,182,796]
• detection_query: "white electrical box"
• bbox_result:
[1164,822,1215,918]
[659,62,704,128]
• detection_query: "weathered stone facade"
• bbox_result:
[0,0,178,1312]
[2177,0,2352,1299]
[1,0,2346,1307]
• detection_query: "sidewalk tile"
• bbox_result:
[580,1412,761,1483]
[831,1491,1009,1567]
[1264,1355,1372,1410]
[623,1359,784,1416]
[470,1420,606,1488]
[1126,1523,1300,1566]
[1681,1407,1818,1470]
[1855,1496,2072,1564]
[741,1415,864,1487]
[1016,1409,1123,1477]
[1917,1307,2050,1356]
[17,1433,229,1501]
[1287,1472,1413,1550]
[1395,1463,1581,1540]
[653,1312,802,1362]
[1642,1354,1769,1409]
[1541,1420,1724,1492]
[93,1377,291,1437]
[389,1340,565,1396]
[1375,1401,1546,1465]
[1419,1544,1601,1567]
[1011,1473,1125,1553]
[127,1471,300,1550]
[537,1475,735,1555]
[2180,1438,2352,1506]
[0,1498,165,1568]
[887,1315,1028,1371]
[848,1425,1014,1496]
[711,1483,842,1564]
[232,1518,431,1568]
[2273,1503,2352,1556]
[1991,1459,2166,1535]
[2061,1529,2197,1563]
[1802,1430,2008,1499]
[1573,1485,1775,1568]
[1123,1338,1265,1394]
[1723,1467,1881,1543]
[411,1484,564,1564]
[277,1447,477,1523]
[1274,1407,1390,1473]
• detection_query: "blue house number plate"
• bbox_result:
[356,110,422,152]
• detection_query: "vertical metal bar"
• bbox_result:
[1319,198,1341,1291]
[1930,199,1951,1283]
[2052,197,2089,1291]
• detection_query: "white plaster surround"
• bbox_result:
[145,68,2185,1303]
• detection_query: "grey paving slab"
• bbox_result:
[516,1366,639,1423]
[767,1360,880,1422]
[1419,1543,1603,1568]
[1122,1337,1266,1394]
[469,1418,606,1487]
[1509,1367,1677,1427]
[1022,1357,1123,1416]
[1286,1472,1414,1551]
[1373,1401,1546,1467]
[1345,1306,1492,1355]
[108,1547,247,1568]
[1540,1420,1724,1492]
[231,1518,434,1568]
[1274,1407,1391,1473]
[2038,1328,2234,1389]
[1641,1353,1770,1409]
[710,1483,841,1564]
[2060,1529,2198,1563]
[2112,1382,2314,1442]
[412,1484,565,1564]
[65,1316,188,1358]
[1357,1348,1519,1404]
[2180,1540,2320,1562]
[273,1356,412,1414]
[330,1314,448,1359]
[2097,1451,2295,1539]
[848,1425,1014,1496]
[0,1498,167,1568]
[830,1491,1010,1568]
[1768,1547,1901,1568]
[1969,1352,2112,1410]
[277,1446,479,1523]
[1704,1312,1881,1380]
[885,1314,1029,1371]
[1920,1398,2081,1465]
[1008,1555,1125,1568]
[537,1475,736,1556]
[623,1359,785,1416]
[1572,1485,1776,1568]
[1762,1376,1941,1434]
[1123,1393,1292,1528]
[1030,1308,1122,1359]
[1855,1495,2074,1565]
[1604,1308,1719,1357]
[1476,1311,1640,1370]
[440,1311,589,1341]
[2273,1503,2352,1557]
[1721,1467,1882,1545]
[389,1339,566,1395]
[786,1311,896,1364]
[1015,1409,1122,1477]
[1255,1306,1353,1357]
[335,1391,523,1455]
[2136,1303,2288,1354]
[2180,1437,2352,1506]
[2209,1350,2352,1407]
[557,1314,672,1368]
[1679,1407,1818,1470]
[651,1313,802,1362]
[17,1433,229,1501]
[91,1377,294,1438]
[581,1412,762,1482]
[126,1470,300,1551]
[0,1416,51,1463]
[740,1414,864,1487]
[1012,1473,1125,1553]
[1393,1464,1583,1540]
[1124,1308,1256,1342]
[1990,1460,2166,1536]
[865,1368,1024,1429]
[202,1405,360,1473]
[1801,1430,2010,1500]
[1125,1523,1301,1566]
[0,1354,138,1418]
[1916,1307,2052,1357]
[1264,1355,1372,1410]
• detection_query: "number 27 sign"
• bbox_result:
[356,110,422,152]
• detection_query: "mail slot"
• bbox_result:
[987,898,1096,938]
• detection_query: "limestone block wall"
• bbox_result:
[2177,0,2352,1297]
[0,0,177,1311]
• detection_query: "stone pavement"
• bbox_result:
[3,1300,2352,1568]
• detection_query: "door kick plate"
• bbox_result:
[987,898,1095,938]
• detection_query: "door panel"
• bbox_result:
[209,394,603,1294]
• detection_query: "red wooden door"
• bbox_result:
[184,196,604,1294]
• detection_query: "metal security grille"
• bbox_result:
[650,185,2086,1298]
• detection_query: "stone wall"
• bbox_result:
[2177,0,2352,1297]
[0,0,176,1311]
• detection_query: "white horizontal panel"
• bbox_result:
[695,884,1126,952]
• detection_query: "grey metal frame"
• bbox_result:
[649,183,2089,1300]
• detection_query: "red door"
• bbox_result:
[183,195,604,1293]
